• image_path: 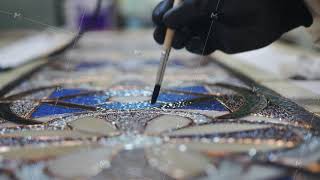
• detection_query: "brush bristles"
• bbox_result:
[151,84,161,104]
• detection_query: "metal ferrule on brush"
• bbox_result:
[151,48,171,104]
[155,48,171,85]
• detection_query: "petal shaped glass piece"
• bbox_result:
[47,146,119,179]
[0,130,94,139]
[68,117,118,136]
[181,141,286,155]
[146,145,212,179]
[167,123,271,136]
[145,115,191,135]
[0,144,93,161]
[206,160,284,180]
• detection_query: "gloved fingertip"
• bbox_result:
[152,2,165,25]
[172,41,185,49]
[186,37,216,55]
[202,45,216,55]
[202,48,216,55]
[163,1,200,30]
[300,3,313,27]
[152,0,174,25]
[172,30,190,49]
[153,27,166,44]
[185,37,203,54]
[163,9,183,29]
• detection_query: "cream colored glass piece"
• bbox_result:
[0,144,92,160]
[0,130,93,139]
[242,165,284,180]
[69,117,118,136]
[0,31,75,68]
[0,60,47,91]
[146,145,211,179]
[184,141,285,154]
[145,115,191,134]
[210,160,283,179]
[47,147,118,179]
[167,123,270,136]
[181,110,229,118]
[0,122,19,128]
[109,96,150,103]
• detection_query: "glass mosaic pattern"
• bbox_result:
[0,32,319,180]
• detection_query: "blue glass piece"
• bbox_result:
[179,100,227,111]
[32,104,84,118]
[157,93,196,102]
[75,62,109,70]
[63,95,109,106]
[144,60,159,66]
[144,59,185,67]
[39,86,226,113]
[50,89,87,99]
[174,86,208,93]
[100,102,160,110]
[169,59,185,67]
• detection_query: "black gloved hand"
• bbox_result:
[153,0,313,55]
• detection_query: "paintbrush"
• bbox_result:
[151,0,182,104]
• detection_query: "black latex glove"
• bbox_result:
[153,0,313,55]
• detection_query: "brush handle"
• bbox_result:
[155,0,182,86]
[163,0,182,49]
[152,0,182,103]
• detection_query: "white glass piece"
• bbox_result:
[47,147,118,179]
[145,115,191,134]
[69,117,118,136]
[167,123,270,136]
[146,145,211,179]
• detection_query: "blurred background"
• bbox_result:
[0,0,317,51]
[0,1,320,92]
[0,0,159,30]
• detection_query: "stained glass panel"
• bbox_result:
[0,31,319,180]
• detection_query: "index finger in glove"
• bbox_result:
[163,0,219,29]
[152,0,174,26]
